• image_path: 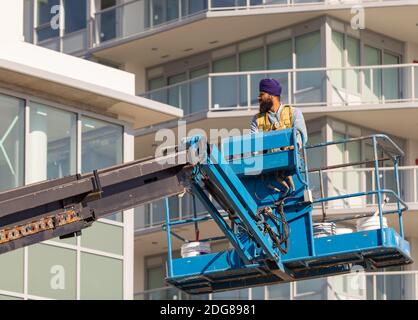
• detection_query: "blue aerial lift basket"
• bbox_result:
[163,128,412,295]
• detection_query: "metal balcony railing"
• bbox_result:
[141,64,418,115]
[134,270,418,300]
[134,166,418,231]
[93,0,402,45]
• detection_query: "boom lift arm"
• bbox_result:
[0,150,192,254]
[0,129,412,295]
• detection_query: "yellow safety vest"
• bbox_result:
[256,105,293,132]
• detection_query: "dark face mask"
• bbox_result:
[259,96,273,113]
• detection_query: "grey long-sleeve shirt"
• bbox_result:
[250,104,308,146]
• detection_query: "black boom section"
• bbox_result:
[0,152,192,254]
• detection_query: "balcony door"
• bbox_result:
[99,0,118,42]
[151,0,179,27]
[383,52,401,102]
[168,72,187,112]
[327,131,362,209]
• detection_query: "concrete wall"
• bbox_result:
[124,62,147,94]
[1,41,136,95]
[134,249,146,295]
[405,237,418,271]
[405,41,418,63]
[405,139,418,166]
[0,0,24,42]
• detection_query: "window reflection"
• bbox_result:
[81,116,123,221]
[0,94,24,192]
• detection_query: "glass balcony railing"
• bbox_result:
[93,0,401,45]
[135,270,418,300]
[134,166,418,231]
[141,64,418,115]
[309,166,418,211]
[94,0,209,45]
[134,192,222,230]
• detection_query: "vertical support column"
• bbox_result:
[165,197,174,278]
[26,104,48,184]
[412,65,416,101]
[33,0,38,44]
[123,125,135,300]
[87,0,94,48]
[59,0,65,52]
[322,17,332,107]
[247,73,251,109]
[415,272,418,300]
[372,136,384,242]
[208,74,212,110]
[394,159,404,238]
[414,167,417,203]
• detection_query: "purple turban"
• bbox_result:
[259,78,282,97]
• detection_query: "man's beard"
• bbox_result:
[259,99,273,113]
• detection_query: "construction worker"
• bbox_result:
[250,78,308,195]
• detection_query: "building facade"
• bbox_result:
[2,0,418,299]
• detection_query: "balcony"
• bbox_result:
[134,166,418,232]
[93,0,410,47]
[141,64,418,116]
[134,270,418,300]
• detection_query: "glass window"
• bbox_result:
[168,73,188,111]
[182,0,207,15]
[81,117,123,222]
[148,76,165,91]
[328,131,345,206]
[0,94,24,192]
[167,0,179,22]
[145,197,178,227]
[347,36,360,93]
[81,117,123,173]
[383,52,400,101]
[267,283,290,300]
[331,31,344,89]
[101,0,116,9]
[251,286,265,299]
[152,0,179,26]
[267,39,292,102]
[147,265,165,290]
[80,253,123,299]
[295,31,321,68]
[307,132,323,199]
[213,55,236,73]
[148,76,167,105]
[0,249,24,293]
[212,55,237,109]
[239,47,264,71]
[0,295,22,300]
[267,39,292,70]
[99,0,117,42]
[28,103,77,183]
[295,278,327,298]
[37,0,60,41]
[212,288,249,300]
[295,31,323,103]
[80,221,124,255]
[239,47,264,106]
[134,204,147,229]
[64,0,87,34]
[28,244,76,299]
[364,45,382,101]
[190,66,209,114]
